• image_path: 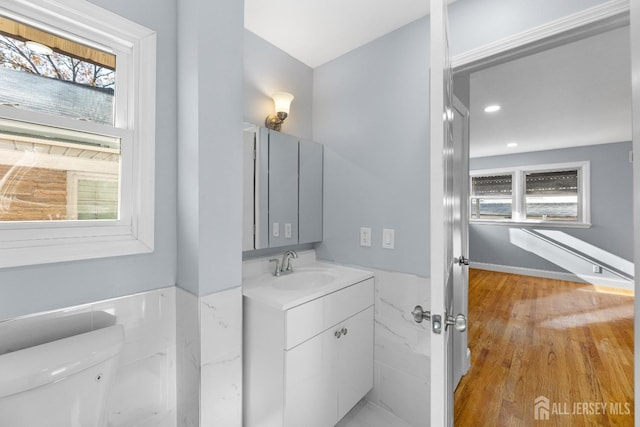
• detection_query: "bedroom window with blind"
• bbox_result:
[470,161,590,227]
[470,173,513,220]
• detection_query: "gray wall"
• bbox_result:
[0,0,178,320]
[177,0,244,297]
[313,18,431,276]
[469,142,633,272]
[313,0,608,277]
[244,30,313,140]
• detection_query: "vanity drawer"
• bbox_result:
[285,277,374,350]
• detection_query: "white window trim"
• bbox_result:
[0,0,156,268]
[470,161,591,228]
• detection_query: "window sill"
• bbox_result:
[469,220,592,229]
[0,234,153,269]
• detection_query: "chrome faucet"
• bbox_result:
[269,250,298,277]
[281,250,298,273]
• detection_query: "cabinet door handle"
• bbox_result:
[341,327,348,336]
[335,330,342,339]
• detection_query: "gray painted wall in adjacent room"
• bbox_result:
[0,0,178,320]
[469,142,633,272]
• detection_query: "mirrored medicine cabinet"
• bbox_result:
[242,123,323,251]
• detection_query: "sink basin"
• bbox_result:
[243,260,374,310]
[272,268,340,290]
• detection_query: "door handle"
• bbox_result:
[413,306,467,334]
[411,305,431,323]
[446,313,467,332]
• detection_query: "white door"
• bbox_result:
[428,0,466,425]
[451,97,470,388]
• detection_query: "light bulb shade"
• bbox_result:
[272,92,294,115]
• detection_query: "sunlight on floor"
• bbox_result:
[539,302,634,329]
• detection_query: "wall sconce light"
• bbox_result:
[265,92,294,131]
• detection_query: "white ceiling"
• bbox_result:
[244,0,435,68]
[470,26,632,158]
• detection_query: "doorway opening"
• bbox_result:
[452,14,634,426]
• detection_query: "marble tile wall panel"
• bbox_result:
[93,287,176,366]
[200,286,243,426]
[377,363,430,426]
[176,287,200,427]
[107,349,176,427]
[0,305,93,354]
[367,270,430,427]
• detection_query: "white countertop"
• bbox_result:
[242,260,374,310]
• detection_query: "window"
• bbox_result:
[470,162,590,227]
[0,0,156,268]
[524,170,579,221]
[470,173,513,220]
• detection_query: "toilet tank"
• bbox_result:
[0,324,124,427]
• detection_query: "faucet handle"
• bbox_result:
[282,250,297,271]
[269,258,280,277]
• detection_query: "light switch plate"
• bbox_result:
[273,222,280,237]
[360,227,371,247]
[285,223,292,238]
[382,228,395,249]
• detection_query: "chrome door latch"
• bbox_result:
[412,306,467,334]
[412,305,443,334]
[432,314,442,334]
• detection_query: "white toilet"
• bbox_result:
[0,324,124,427]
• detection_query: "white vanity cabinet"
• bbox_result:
[244,277,374,427]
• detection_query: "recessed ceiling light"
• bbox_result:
[26,41,53,56]
[507,142,518,148]
[484,105,501,113]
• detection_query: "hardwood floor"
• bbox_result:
[454,269,634,426]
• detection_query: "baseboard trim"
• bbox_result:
[470,262,634,292]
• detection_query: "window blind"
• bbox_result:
[471,174,512,196]
[525,170,578,195]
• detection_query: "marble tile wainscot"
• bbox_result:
[0,287,177,427]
